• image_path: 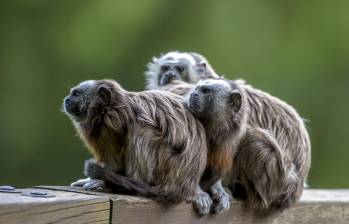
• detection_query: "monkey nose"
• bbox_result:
[166,72,176,79]
[190,92,198,99]
[64,97,71,104]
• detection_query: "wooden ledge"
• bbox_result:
[0,187,110,224]
[1,187,349,224]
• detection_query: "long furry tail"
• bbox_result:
[234,128,302,211]
[84,159,183,204]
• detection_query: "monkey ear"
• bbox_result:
[199,61,207,69]
[229,90,242,112]
[98,86,111,104]
[196,61,207,76]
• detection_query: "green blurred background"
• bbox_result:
[0,0,348,188]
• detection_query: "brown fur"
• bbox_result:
[64,79,207,203]
[145,52,310,212]
[208,145,232,178]
[189,78,310,211]
[145,52,236,214]
[189,80,247,191]
[157,79,194,97]
[229,80,311,210]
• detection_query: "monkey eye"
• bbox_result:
[71,89,80,97]
[200,86,211,94]
[161,65,170,71]
[175,65,185,73]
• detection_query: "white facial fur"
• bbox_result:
[162,52,196,65]
[145,51,199,90]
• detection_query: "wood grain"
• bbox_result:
[111,189,349,224]
[0,188,110,224]
[1,187,349,224]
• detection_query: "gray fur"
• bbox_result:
[144,52,310,212]
[189,79,248,214]
[64,79,208,205]
[145,53,233,215]
[229,80,311,210]
[190,79,311,210]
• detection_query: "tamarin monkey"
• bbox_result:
[145,51,219,96]
[189,79,311,211]
[63,79,212,214]
[145,52,233,215]
[145,52,311,214]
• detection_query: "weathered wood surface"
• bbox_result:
[111,189,349,224]
[0,187,110,224]
[1,187,349,224]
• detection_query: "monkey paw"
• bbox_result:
[71,177,91,187]
[192,191,213,216]
[211,190,230,214]
[71,177,105,191]
[82,179,105,191]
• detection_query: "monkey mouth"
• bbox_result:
[160,72,180,86]
[64,98,82,118]
[188,94,201,114]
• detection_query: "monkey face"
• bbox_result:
[189,79,242,120]
[158,61,189,86]
[145,51,219,90]
[155,52,208,86]
[64,80,97,120]
[63,80,115,122]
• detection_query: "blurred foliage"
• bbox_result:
[0,0,348,188]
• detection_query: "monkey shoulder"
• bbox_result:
[237,82,304,125]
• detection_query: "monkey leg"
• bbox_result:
[233,128,302,210]
[192,186,213,216]
[210,179,230,214]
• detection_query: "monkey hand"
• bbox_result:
[70,159,106,192]
[71,177,90,187]
[192,189,213,216]
[84,158,106,180]
[211,188,230,214]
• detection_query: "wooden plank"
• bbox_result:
[36,185,117,197]
[2,187,349,224]
[0,188,110,224]
[110,190,349,224]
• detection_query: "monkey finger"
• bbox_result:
[88,182,104,192]
[199,197,207,210]
[211,192,223,201]
[92,181,105,190]
[201,198,213,215]
[83,181,99,190]
[213,190,231,214]
[70,177,91,187]
[83,179,104,191]
[193,193,212,216]
[212,197,230,214]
